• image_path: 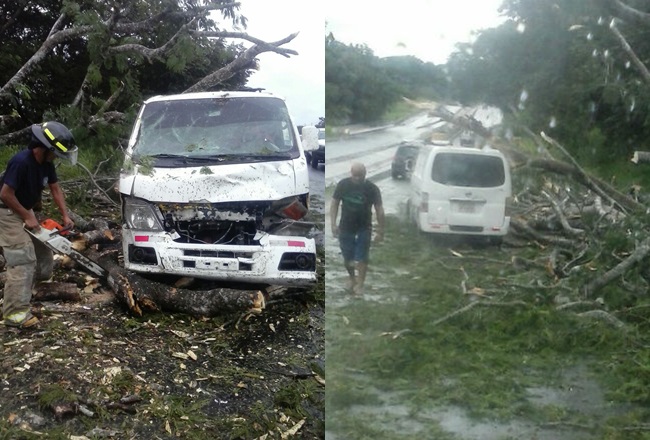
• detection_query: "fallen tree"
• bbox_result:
[409,100,650,325]
[3,214,269,317]
[88,245,266,317]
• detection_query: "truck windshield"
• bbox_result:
[431,152,505,187]
[132,96,299,160]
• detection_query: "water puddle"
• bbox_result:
[326,375,601,440]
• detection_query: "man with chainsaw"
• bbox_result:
[0,121,78,329]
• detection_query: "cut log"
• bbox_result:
[33,282,82,302]
[85,248,266,317]
[70,228,120,251]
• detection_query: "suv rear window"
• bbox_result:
[431,152,505,187]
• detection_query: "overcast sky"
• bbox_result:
[226,1,506,125]
[229,0,324,126]
[325,0,507,64]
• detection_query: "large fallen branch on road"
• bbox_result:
[416,101,650,309]
[0,215,270,317]
[582,237,650,299]
[80,245,267,317]
[425,101,644,214]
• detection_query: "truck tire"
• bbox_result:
[311,156,319,169]
[305,152,312,163]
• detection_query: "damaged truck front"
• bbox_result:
[119,91,317,286]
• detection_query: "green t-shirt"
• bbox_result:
[333,177,382,233]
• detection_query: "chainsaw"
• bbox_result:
[25,219,109,280]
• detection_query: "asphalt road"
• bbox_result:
[325,112,442,188]
[325,106,504,187]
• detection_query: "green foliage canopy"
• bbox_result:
[447,0,650,165]
[0,0,257,154]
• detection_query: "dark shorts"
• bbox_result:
[338,229,372,263]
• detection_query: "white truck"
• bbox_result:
[119,91,317,286]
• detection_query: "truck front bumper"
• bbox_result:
[122,229,317,286]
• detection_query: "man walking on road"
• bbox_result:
[330,162,385,295]
[0,121,78,329]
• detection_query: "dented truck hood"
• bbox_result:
[119,161,307,203]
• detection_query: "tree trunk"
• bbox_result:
[85,248,266,317]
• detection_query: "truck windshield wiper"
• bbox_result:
[149,153,186,158]
[135,153,293,164]
[187,153,293,162]
[133,153,191,166]
[235,153,293,160]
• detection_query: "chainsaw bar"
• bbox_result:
[26,226,109,279]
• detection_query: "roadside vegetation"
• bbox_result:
[327,212,650,439]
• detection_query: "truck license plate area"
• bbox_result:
[453,201,476,213]
[183,258,241,271]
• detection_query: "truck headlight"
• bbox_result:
[123,197,164,231]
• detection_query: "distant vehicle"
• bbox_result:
[301,126,323,168]
[391,141,422,179]
[310,128,325,169]
[459,130,474,147]
[407,145,511,242]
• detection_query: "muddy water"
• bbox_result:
[326,370,603,440]
[325,174,620,440]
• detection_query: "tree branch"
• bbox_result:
[0,126,31,146]
[582,237,650,298]
[603,0,650,27]
[609,19,650,83]
[194,31,298,58]
[74,162,119,207]
[47,12,67,39]
[184,32,299,93]
[108,19,196,62]
[0,24,94,99]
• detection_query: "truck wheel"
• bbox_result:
[311,156,319,169]
[305,152,312,163]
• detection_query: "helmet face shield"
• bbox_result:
[53,145,78,165]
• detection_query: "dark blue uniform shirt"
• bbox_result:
[1,149,57,210]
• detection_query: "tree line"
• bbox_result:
[325,34,448,125]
